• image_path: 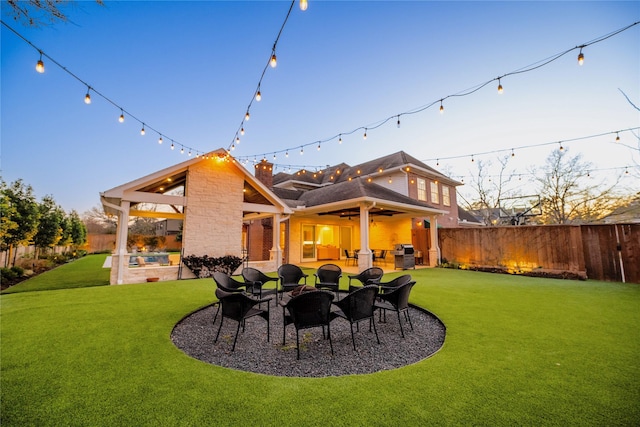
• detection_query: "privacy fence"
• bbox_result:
[434,224,639,283]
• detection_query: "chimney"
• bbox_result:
[255,159,273,188]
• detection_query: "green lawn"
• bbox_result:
[1,259,638,426]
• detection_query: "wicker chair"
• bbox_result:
[214,288,270,351]
[378,274,412,294]
[330,285,380,350]
[282,290,334,359]
[314,263,342,300]
[344,249,357,266]
[212,272,247,324]
[241,267,278,300]
[347,267,383,292]
[375,281,416,338]
[277,264,308,300]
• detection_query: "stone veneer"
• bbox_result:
[182,158,245,258]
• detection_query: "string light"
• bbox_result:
[615,133,620,142]
[471,155,475,163]
[397,116,401,128]
[511,149,515,157]
[285,150,289,158]
[236,136,240,145]
[35,51,44,73]
[180,147,184,154]
[140,124,146,136]
[299,0,308,11]
[170,141,175,150]
[240,127,245,136]
[118,109,125,123]
[439,100,444,114]
[317,142,321,151]
[84,87,91,104]
[158,135,163,144]
[497,78,504,94]
[270,53,277,68]
[559,142,564,151]
[338,135,342,144]
[255,87,262,101]
[300,147,304,155]
[578,47,585,65]
[245,111,250,121]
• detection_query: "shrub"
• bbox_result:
[1,267,18,280]
[181,255,243,278]
[10,266,24,277]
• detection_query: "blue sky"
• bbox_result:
[2,1,639,214]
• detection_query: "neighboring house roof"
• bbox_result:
[457,206,485,226]
[600,197,640,224]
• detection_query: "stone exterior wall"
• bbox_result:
[182,159,244,259]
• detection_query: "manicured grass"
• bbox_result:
[1,265,638,426]
[2,254,110,293]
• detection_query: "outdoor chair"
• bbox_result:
[374,281,416,338]
[344,249,357,266]
[241,267,278,300]
[212,272,247,324]
[282,290,335,359]
[378,274,412,294]
[314,263,342,300]
[330,285,380,351]
[214,288,270,351]
[347,267,384,292]
[277,264,308,300]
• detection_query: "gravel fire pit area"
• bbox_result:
[171,295,446,378]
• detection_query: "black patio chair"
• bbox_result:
[374,281,416,338]
[330,285,380,351]
[214,288,270,351]
[282,290,335,359]
[347,267,384,292]
[212,272,246,324]
[378,274,412,294]
[314,263,342,300]
[344,249,357,266]
[277,264,308,300]
[241,267,278,300]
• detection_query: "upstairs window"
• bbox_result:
[442,185,451,206]
[417,178,427,201]
[430,182,439,204]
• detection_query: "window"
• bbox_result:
[417,178,427,201]
[442,185,450,206]
[430,182,439,204]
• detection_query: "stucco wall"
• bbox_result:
[182,159,244,258]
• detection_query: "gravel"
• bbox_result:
[171,294,446,378]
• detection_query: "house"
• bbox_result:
[100,149,468,285]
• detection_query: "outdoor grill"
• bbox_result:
[393,244,415,270]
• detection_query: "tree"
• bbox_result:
[533,148,624,224]
[82,204,116,234]
[67,210,87,249]
[3,0,103,27]
[33,195,64,259]
[0,179,40,267]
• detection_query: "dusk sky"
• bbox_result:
[2,1,639,214]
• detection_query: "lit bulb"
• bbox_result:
[615,133,620,142]
[300,147,304,155]
[158,136,163,144]
[140,125,145,136]
[240,127,245,135]
[317,143,321,151]
[285,151,289,158]
[170,142,175,150]
[338,136,342,144]
[511,149,515,157]
[498,80,503,94]
[255,90,261,101]
[397,117,400,128]
[273,154,277,160]
[578,51,584,66]
[559,144,564,151]
[119,111,125,123]
[245,111,250,121]
[270,53,277,68]
[84,90,91,104]
[299,0,308,11]
[36,53,44,73]
[363,129,367,140]
[231,144,235,150]
[188,151,192,156]
[471,155,474,163]
[439,102,444,114]
[236,136,240,145]
[180,147,184,154]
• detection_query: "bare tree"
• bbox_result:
[82,204,116,234]
[4,0,103,27]
[533,148,625,224]
[463,156,517,225]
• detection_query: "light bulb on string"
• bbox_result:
[338,135,342,144]
[119,109,125,123]
[188,150,192,157]
[36,51,44,73]
[615,133,620,142]
[285,150,289,158]
[471,155,475,163]
[245,111,250,121]
[363,128,367,140]
[236,136,240,145]
[559,142,564,151]
[397,116,401,128]
[180,147,184,154]
[511,149,515,157]
[299,0,308,11]
[140,124,145,136]
[578,48,584,65]
[158,135,163,144]
[436,159,439,166]
[273,153,277,160]
[231,144,235,151]
[497,78,504,94]
[439,100,444,114]
[240,127,245,136]
[170,141,175,150]
[255,88,262,101]
[84,87,91,104]
[300,147,304,155]
[270,53,277,68]
[317,142,321,151]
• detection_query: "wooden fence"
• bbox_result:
[430,224,639,283]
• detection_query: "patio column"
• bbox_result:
[270,213,283,270]
[358,202,372,271]
[428,214,440,267]
[113,201,130,285]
